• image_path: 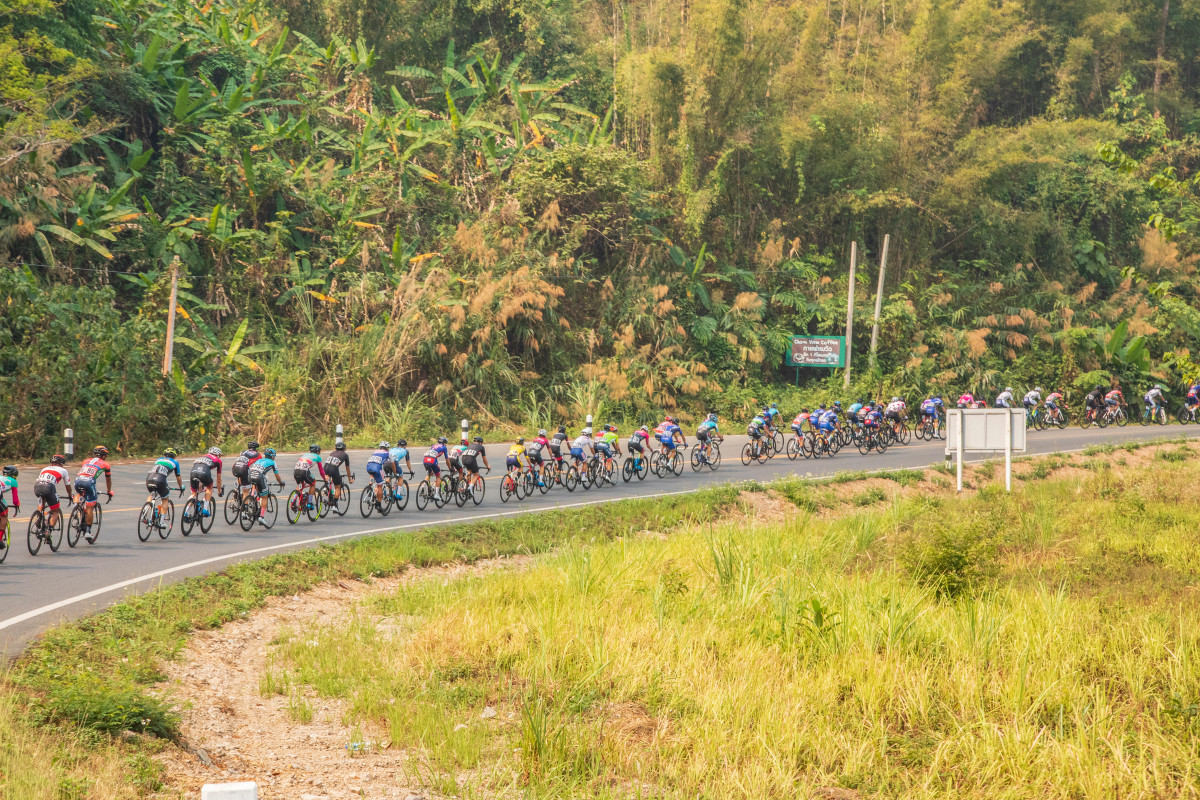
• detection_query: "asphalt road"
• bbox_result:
[1,423,1195,656]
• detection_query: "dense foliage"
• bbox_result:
[2,0,1200,456]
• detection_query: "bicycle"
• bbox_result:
[0,510,10,563]
[224,484,249,525]
[180,487,219,537]
[808,429,839,458]
[27,495,67,555]
[1043,405,1069,430]
[1176,404,1199,425]
[445,469,474,508]
[785,431,810,460]
[1096,403,1129,428]
[856,427,889,455]
[532,459,556,494]
[622,450,651,481]
[741,438,769,466]
[286,483,325,524]
[67,491,113,547]
[691,438,721,471]
[239,481,281,531]
[326,473,355,517]
[1140,403,1168,426]
[360,472,408,517]
[1026,406,1045,431]
[499,465,532,503]
[653,445,685,477]
[138,487,181,542]
[415,471,452,511]
[587,453,617,487]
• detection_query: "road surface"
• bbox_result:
[0,423,1193,656]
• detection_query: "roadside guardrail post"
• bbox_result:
[64,428,74,462]
[201,782,257,799]
[335,423,344,448]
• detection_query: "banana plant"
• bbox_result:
[33,176,140,264]
[176,318,278,373]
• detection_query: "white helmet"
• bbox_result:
[582,427,593,436]
[1034,387,1042,393]
[1005,387,1013,393]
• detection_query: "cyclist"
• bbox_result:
[231,441,262,500]
[885,397,906,432]
[570,428,595,467]
[747,411,766,455]
[1085,385,1105,422]
[1022,387,1042,421]
[920,396,943,425]
[1144,384,1167,420]
[145,449,182,527]
[595,424,621,474]
[818,405,840,445]
[293,445,327,510]
[527,430,550,485]
[847,398,864,424]
[248,447,284,523]
[75,446,114,537]
[388,439,412,477]
[864,403,884,432]
[34,455,73,531]
[628,425,651,463]
[1046,388,1065,422]
[366,442,392,506]
[447,436,469,478]
[1,465,20,535]
[423,436,450,480]
[957,391,974,409]
[790,408,811,435]
[1104,386,1125,421]
[326,441,354,505]
[461,436,490,488]
[506,437,529,486]
[659,416,686,456]
[995,387,1015,408]
[765,403,782,432]
[549,426,569,463]
[1188,380,1200,407]
[696,413,720,462]
[187,447,223,517]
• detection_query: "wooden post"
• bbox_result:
[162,258,179,376]
[869,233,890,367]
[844,242,857,389]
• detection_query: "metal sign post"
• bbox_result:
[945,408,1027,492]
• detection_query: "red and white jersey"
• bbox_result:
[76,457,111,481]
[958,394,973,405]
[36,465,70,486]
[886,400,906,415]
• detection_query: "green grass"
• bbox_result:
[266,457,1200,799]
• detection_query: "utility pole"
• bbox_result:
[869,233,890,367]
[844,241,857,389]
[162,257,179,376]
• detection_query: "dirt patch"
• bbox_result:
[152,557,529,799]
[601,701,669,745]
[737,490,801,524]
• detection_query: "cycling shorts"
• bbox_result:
[570,447,584,461]
[506,455,521,469]
[382,460,397,475]
[1105,398,1119,406]
[366,464,385,485]
[628,440,644,454]
[448,455,462,471]
[1188,395,1200,407]
[819,421,835,432]
[528,451,544,465]
[293,469,315,486]
[885,410,900,421]
[146,475,169,499]
[659,436,676,450]
[34,481,62,510]
[251,473,271,494]
[747,425,760,438]
[596,443,613,458]
[189,470,213,492]
[326,465,345,487]
[74,476,98,504]
[1046,400,1058,409]
[424,462,442,476]
[461,455,480,474]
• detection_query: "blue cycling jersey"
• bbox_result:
[366,449,390,470]
[388,447,408,464]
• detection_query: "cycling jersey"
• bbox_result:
[791,412,810,431]
[1105,390,1123,405]
[248,457,278,490]
[1189,384,1200,398]
[886,401,905,416]
[293,453,325,484]
[597,430,618,448]
[448,442,467,465]
[1023,390,1041,405]
[527,436,548,459]
[0,474,17,513]
[628,430,649,452]
[326,450,350,485]
[659,424,681,448]
[1046,393,1063,408]
[549,433,568,456]
[76,457,112,482]
[818,410,838,431]
[1144,388,1166,406]
[920,399,941,416]
[506,443,526,469]
[957,394,974,407]
[766,408,781,420]
[570,435,592,460]
[366,449,391,484]
[864,409,883,427]
[387,447,407,466]
[1086,389,1104,408]
[995,391,1014,408]
[147,457,180,480]
[750,415,766,430]
[232,449,261,479]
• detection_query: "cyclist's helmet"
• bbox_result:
[892,396,900,402]
[248,441,260,450]
[3,465,17,477]
[163,448,177,458]
[1155,384,1164,390]
[818,403,827,410]
[640,424,649,432]
[583,428,593,436]
[397,439,407,447]
[309,444,321,454]
[379,441,390,450]
[857,397,864,404]
[264,447,277,458]
[1005,387,1013,393]
[437,436,448,444]
[208,447,222,457]
[558,425,567,434]
[474,436,483,443]
[801,407,809,413]
[49,454,66,465]
[708,413,718,422]
[93,446,109,458]
[770,402,778,409]
[1095,385,1103,391]
[537,429,547,437]
[834,400,842,408]
[335,441,346,450]
[1034,387,1042,394]
[516,437,525,444]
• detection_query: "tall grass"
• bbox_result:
[274,462,1200,798]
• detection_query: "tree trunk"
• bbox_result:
[1153,0,1170,95]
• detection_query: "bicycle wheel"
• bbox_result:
[66,505,85,548]
[237,494,253,531]
[538,463,553,493]
[0,518,9,563]
[435,476,452,508]
[180,497,197,537]
[44,508,63,551]
[27,510,44,555]
[415,481,431,511]
[1139,408,1150,427]
[396,479,411,510]
[771,430,784,453]
[671,451,683,476]
[709,444,721,470]
[1155,407,1168,426]
[741,443,753,466]
[454,478,469,507]
[469,476,485,505]
[305,490,322,521]
[224,490,241,525]
[359,485,376,518]
[755,443,768,464]
[691,448,703,472]
[1116,409,1129,427]
[521,470,535,496]
[157,499,174,540]
[286,489,304,524]
[137,502,155,542]
[332,485,350,516]
[500,475,514,503]
[1176,406,1194,425]
[564,465,579,492]
[197,498,214,533]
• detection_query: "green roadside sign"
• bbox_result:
[786,335,846,368]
